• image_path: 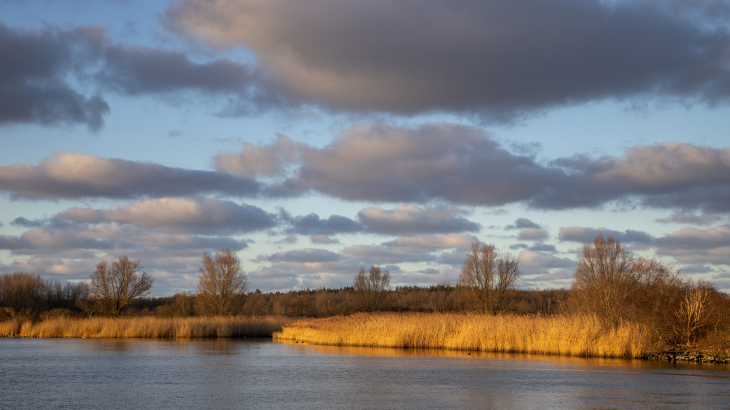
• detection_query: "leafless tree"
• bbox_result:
[82,256,154,316]
[674,280,715,346]
[196,248,248,316]
[353,265,391,312]
[570,235,688,329]
[458,241,520,314]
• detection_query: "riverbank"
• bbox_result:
[274,312,654,358]
[0,316,290,338]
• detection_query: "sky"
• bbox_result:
[1,0,730,295]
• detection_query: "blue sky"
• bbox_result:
[2,0,730,295]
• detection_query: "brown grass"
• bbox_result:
[273,312,654,358]
[0,316,290,338]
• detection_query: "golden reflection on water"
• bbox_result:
[274,339,730,378]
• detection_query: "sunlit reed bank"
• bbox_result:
[274,312,652,358]
[0,316,290,338]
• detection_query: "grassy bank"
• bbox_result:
[0,316,290,338]
[273,312,653,358]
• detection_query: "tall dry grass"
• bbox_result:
[274,312,653,358]
[0,316,290,338]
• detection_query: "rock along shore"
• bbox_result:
[645,350,730,364]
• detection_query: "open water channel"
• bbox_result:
[1,338,729,409]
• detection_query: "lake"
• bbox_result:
[1,339,729,409]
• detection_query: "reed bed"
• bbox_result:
[274,312,653,358]
[0,316,290,338]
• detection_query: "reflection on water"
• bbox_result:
[1,338,728,409]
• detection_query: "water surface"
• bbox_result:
[1,339,728,409]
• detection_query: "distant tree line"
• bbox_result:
[2,236,729,349]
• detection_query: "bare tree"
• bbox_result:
[458,241,520,314]
[674,280,715,346]
[353,265,391,312]
[196,248,248,316]
[82,256,154,316]
[571,235,638,324]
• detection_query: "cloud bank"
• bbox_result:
[169,0,730,119]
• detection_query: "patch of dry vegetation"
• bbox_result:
[0,316,290,338]
[273,312,652,358]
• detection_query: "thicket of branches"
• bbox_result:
[0,272,86,320]
[569,235,730,347]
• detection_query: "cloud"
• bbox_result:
[541,142,730,211]
[280,210,363,236]
[275,235,298,244]
[215,134,300,177]
[342,234,474,265]
[343,244,436,265]
[168,0,730,119]
[0,153,260,199]
[235,123,566,205]
[0,24,109,130]
[0,224,247,256]
[56,197,275,234]
[382,234,476,251]
[357,205,480,235]
[10,217,44,228]
[528,243,557,253]
[517,228,549,242]
[655,224,730,251]
[655,212,725,225]
[518,250,575,269]
[505,218,541,230]
[310,235,339,244]
[219,124,730,212]
[266,248,341,263]
[559,227,654,244]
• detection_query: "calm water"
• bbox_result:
[1,339,729,409]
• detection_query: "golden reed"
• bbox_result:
[0,316,289,338]
[274,312,653,358]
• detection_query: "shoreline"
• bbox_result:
[274,312,730,362]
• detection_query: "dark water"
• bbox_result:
[1,339,729,409]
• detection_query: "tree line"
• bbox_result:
[1,235,729,348]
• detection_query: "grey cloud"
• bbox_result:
[343,245,436,265]
[267,248,341,263]
[655,212,725,225]
[0,224,247,256]
[224,124,730,212]
[510,243,529,250]
[680,264,717,274]
[357,205,480,235]
[215,135,300,177]
[517,228,549,242]
[56,197,275,235]
[259,123,566,205]
[275,235,298,244]
[280,211,363,236]
[0,153,260,199]
[0,24,109,130]
[382,234,476,251]
[505,218,541,230]
[11,217,44,228]
[559,227,654,244]
[654,224,730,251]
[0,235,34,250]
[169,0,730,119]
[528,243,557,253]
[310,235,339,244]
[539,143,730,211]
[519,250,575,269]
